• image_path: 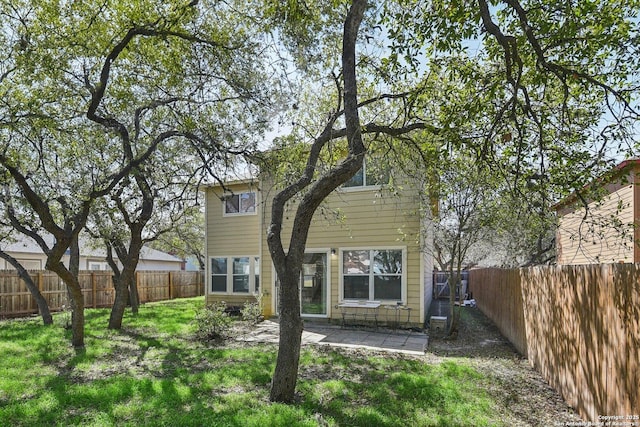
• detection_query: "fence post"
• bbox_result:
[37,271,44,309]
[37,271,43,293]
[92,272,97,308]
[168,271,174,300]
[136,271,141,303]
[109,273,115,306]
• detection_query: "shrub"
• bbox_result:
[194,302,232,341]
[56,304,72,330]
[241,293,264,325]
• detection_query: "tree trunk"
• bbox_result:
[106,233,144,326]
[269,270,303,403]
[64,235,85,349]
[447,243,464,337]
[447,269,460,336]
[0,252,52,325]
[129,274,140,314]
[108,275,129,330]
[108,265,140,328]
[31,281,54,325]
[22,270,53,326]
[266,0,368,403]
[66,281,85,349]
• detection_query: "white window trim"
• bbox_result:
[339,183,384,193]
[15,259,43,270]
[208,255,260,295]
[338,246,407,303]
[222,191,258,217]
[300,249,331,319]
[209,256,229,294]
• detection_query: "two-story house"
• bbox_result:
[204,161,433,328]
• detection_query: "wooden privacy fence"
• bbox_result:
[468,268,527,355]
[0,270,204,318]
[470,265,639,422]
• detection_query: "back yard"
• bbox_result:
[0,297,579,426]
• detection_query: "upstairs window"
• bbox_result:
[343,157,390,189]
[224,191,256,215]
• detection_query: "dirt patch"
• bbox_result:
[428,305,517,358]
[428,306,582,426]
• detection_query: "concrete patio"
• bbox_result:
[235,320,428,355]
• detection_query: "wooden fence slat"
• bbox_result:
[470,265,640,423]
[0,270,204,318]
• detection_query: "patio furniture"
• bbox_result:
[335,300,381,330]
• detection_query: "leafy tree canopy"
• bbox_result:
[383,0,639,196]
[0,0,280,347]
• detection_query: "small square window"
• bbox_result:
[342,158,389,188]
[224,192,256,215]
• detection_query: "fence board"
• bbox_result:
[469,268,527,355]
[0,270,204,318]
[471,265,640,422]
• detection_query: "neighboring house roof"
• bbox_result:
[0,234,182,263]
[553,158,640,213]
[139,246,183,263]
[1,236,46,254]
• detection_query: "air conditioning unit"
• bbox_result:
[430,316,447,334]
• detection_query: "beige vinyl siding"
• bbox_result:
[307,188,420,244]
[205,183,261,307]
[205,183,260,256]
[261,179,426,326]
[557,184,635,264]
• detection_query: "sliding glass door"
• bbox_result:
[274,251,328,317]
[300,252,327,316]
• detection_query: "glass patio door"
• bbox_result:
[300,252,327,316]
[274,252,328,317]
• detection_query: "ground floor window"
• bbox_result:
[342,248,403,301]
[254,256,260,293]
[209,256,259,294]
[211,258,227,292]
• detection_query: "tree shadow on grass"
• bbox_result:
[297,349,493,427]
[4,323,277,426]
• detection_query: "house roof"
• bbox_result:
[616,158,640,170]
[0,233,182,263]
[202,177,259,189]
[552,158,640,212]
[138,246,183,262]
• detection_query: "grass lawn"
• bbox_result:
[0,297,505,427]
